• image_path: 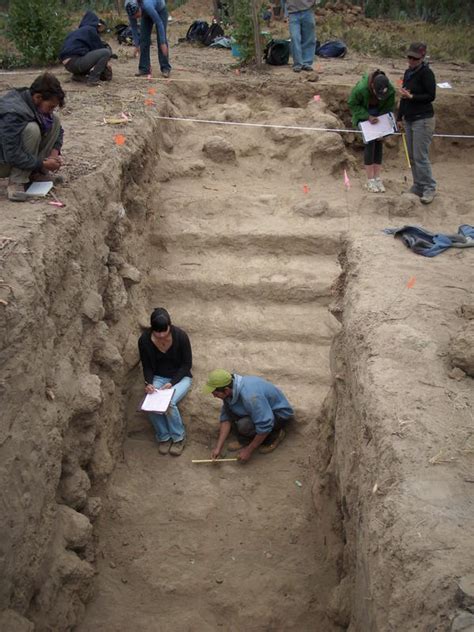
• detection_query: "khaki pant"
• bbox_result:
[0,114,61,184]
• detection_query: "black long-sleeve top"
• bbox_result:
[397,62,436,122]
[138,326,192,386]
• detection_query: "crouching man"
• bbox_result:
[0,73,65,202]
[205,369,294,462]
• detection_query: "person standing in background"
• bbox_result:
[348,70,395,193]
[397,42,437,204]
[286,0,316,72]
[135,0,172,78]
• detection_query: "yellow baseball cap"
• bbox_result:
[203,369,232,394]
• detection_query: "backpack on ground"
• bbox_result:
[264,39,290,66]
[202,22,224,46]
[186,20,210,44]
[315,39,347,58]
[115,23,136,46]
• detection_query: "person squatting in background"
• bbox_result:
[0,73,65,202]
[59,11,114,87]
[348,70,395,193]
[286,0,316,72]
[135,0,172,78]
[138,308,192,456]
[125,0,141,55]
[397,42,437,205]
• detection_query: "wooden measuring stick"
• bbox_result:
[402,133,411,169]
[191,458,239,464]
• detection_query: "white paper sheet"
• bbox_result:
[437,82,452,89]
[359,112,397,144]
[25,181,54,196]
[140,388,175,413]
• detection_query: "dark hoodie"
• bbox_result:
[0,88,63,171]
[59,11,107,60]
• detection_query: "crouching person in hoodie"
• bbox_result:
[59,11,113,87]
[0,73,65,202]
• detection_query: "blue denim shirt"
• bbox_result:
[219,374,294,434]
[141,0,167,43]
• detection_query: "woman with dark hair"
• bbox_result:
[138,308,192,456]
[348,69,396,193]
[0,72,65,201]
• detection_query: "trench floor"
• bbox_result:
[78,94,345,631]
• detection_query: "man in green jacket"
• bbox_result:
[348,70,395,193]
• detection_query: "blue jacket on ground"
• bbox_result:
[219,374,294,434]
[59,11,107,60]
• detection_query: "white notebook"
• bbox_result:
[140,388,175,413]
[359,113,398,143]
[25,181,54,196]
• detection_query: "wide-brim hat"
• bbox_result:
[407,42,427,59]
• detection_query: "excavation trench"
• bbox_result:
[1,76,473,632]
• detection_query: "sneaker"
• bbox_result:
[365,179,379,193]
[135,71,150,77]
[374,178,385,192]
[293,65,302,73]
[162,69,171,78]
[259,429,286,454]
[169,439,186,456]
[7,184,27,202]
[302,65,313,72]
[227,438,250,451]
[86,80,100,87]
[421,191,436,205]
[158,440,172,455]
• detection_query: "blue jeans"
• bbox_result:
[289,9,315,69]
[139,0,171,74]
[404,116,436,195]
[148,375,192,442]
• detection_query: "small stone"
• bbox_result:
[121,577,128,584]
[215,577,224,584]
[122,541,129,547]
[202,136,236,163]
[448,367,466,381]
[265,552,273,559]
[457,574,474,611]
[45,387,55,401]
[109,561,116,569]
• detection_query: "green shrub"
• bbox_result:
[229,0,259,63]
[8,0,68,65]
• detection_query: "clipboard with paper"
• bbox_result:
[358,112,398,144]
[139,388,175,413]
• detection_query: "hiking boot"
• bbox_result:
[161,69,171,78]
[302,65,313,71]
[259,429,286,454]
[374,177,386,192]
[158,440,172,455]
[292,65,302,73]
[135,70,150,77]
[365,179,379,193]
[421,191,436,205]
[169,439,186,456]
[86,80,101,87]
[7,184,27,202]
[227,438,250,451]
[71,74,88,83]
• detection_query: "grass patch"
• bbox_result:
[317,15,474,63]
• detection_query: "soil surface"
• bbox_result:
[1,6,474,632]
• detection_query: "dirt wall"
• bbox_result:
[0,110,179,631]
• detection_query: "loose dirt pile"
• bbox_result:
[0,19,473,632]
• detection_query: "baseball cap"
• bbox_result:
[407,42,427,59]
[126,2,140,17]
[203,369,232,393]
[373,74,389,100]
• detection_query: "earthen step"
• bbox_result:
[150,254,340,304]
[152,298,340,344]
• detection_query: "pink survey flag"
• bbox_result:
[344,169,351,189]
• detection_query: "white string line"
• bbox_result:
[155,115,474,140]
